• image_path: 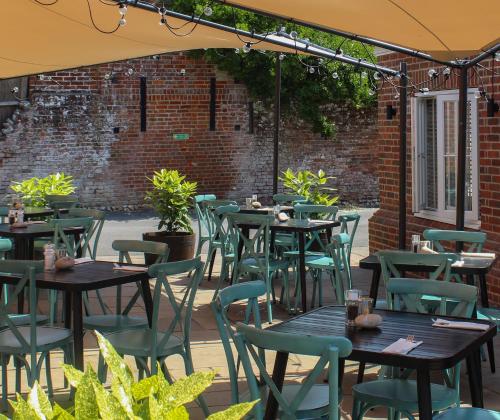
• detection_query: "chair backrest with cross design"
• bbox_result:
[387,277,477,393]
[62,208,105,259]
[147,256,204,374]
[211,204,240,258]
[203,200,238,242]
[46,194,78,218]
[294,204,338,253]
[211,281,266,404]
[326,233,353,304]
[234,323,352,419]
[338,212,360,266]
[423,229,486,253]
[95,240,170,317]
[193,194,216,243]
[49,216,94,257]
[227,213,274,279]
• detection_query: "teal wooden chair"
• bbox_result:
[211,281,266,405]
[0,260,73,408]
[338,212,361,267]
[202,199,238,282]
[62,208,105,259]
[83,240,169,333]
[193,194,216,258]
[272,193,306,205]
[100,257,209,414]
[228,213,290,323]
[352,278,477,420]
[234,323,352,419]
[305,233,353,309]
[434,407,500,420]
[209,204,240,300]
[422,229,496,372]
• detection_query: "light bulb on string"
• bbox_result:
[368,89,375,96]
[394,92,400,99]
[203,5,213,16]
[158,6,166,15]
[428,69,438,79]
[234,48,240,54]
[118,4,127,16]
[278,53,285,61]
[335,48,343,56]
[127,68,134,76]
[474,89,485,99]
[119,18,126,26]
[308,66,315,74]
[442,67,451,77]
[420,87,430,95]
[11,86,19,94]
[373,72,381,81]
[159,17,166,25]
[290,31,298,39]
[495,51,500,62]
[242,43,251,53]
[361,71,368,79]
[332,72,339,79]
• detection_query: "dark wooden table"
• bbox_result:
[266,306,497,420]
[0,222,83,259]
[0,261,152,371]
[359,254,496,307]
[238,218,339,313]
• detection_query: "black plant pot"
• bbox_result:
[142,231,196,264]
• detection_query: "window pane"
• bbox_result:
[443,101,456,210]
[423,99,437,209]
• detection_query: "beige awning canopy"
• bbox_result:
[0,0,294,79]
[222,0,500,61]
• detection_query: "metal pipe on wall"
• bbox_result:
[272,52,281,196]
[398,61,408,250]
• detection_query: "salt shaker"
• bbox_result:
[16,206,24,224]
[44,243,56,271]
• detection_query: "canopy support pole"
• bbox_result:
[398,61,408,250]
[272,52,281,196]
[456,66,468,251]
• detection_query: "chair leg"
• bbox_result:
[14,357,21,393]
[357,362,366,384]
[352,398,361,420]
[1,355,9,411]
[207,248,217,282]
[45,353,53,398]
[311,270,318,309]
[318,270,323,307]
[266,273,273,324]
[487,339,496,373]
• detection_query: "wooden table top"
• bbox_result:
[359,253,495,275]
[0,222,84,238]
[268,306,497,370]
[0,261,150,292]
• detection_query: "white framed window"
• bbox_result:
[411,89,479,226]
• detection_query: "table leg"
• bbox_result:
[368,266,381,306]
[140,279,154,328]
[416,368,432,420]
[72,291,84,371]
[466,349,484,408]
[264,351,288,420]
[64,291,72,329]
[478,274,489,308]
[298,233,307,313]
[15,237,32,314]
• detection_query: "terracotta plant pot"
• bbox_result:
[142,231,196,264]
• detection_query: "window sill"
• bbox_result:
[413,211,481,230]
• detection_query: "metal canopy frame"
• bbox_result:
[124,0,499,249]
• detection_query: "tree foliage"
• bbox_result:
[169,1,377,135]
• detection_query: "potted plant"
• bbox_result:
[144,169,197,262]
[10,172,76,207]
[280,168,339,206]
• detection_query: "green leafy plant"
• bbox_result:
[10,173,75,207]
[170,1,376,136]
[280,168,339,206]
[6,332,256,420]
[145,169,197,233]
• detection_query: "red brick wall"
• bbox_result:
[0,52,378,209]
[369,52,500,304]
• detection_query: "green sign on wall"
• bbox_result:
[173,133,190,141]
